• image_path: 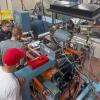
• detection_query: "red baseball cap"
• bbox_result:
[2,48,25,66]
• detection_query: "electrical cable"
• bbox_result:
[73,74,81,98]
[68,80,74,100]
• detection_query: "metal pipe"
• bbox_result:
[76,84,92,100]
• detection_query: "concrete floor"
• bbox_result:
[84,57,100,82]
[90,57,100,81]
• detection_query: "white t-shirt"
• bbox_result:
[0,67,22,100]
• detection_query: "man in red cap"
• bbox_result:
[0,48,25,100]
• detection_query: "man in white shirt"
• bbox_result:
[0,48,25,100]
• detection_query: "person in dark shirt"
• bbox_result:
[0,20,12,42]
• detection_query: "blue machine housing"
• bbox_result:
[13,10,31,32]
[31,15,62,35]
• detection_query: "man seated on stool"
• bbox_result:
[0,48,25,100]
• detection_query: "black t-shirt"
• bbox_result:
[0,29,11,42]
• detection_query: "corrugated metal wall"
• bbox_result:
[0,0,37,11]
[12,0,37,10]
[0,0,8,10]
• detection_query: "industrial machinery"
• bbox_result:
[29,58,82,100]
[13,1,100,100]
